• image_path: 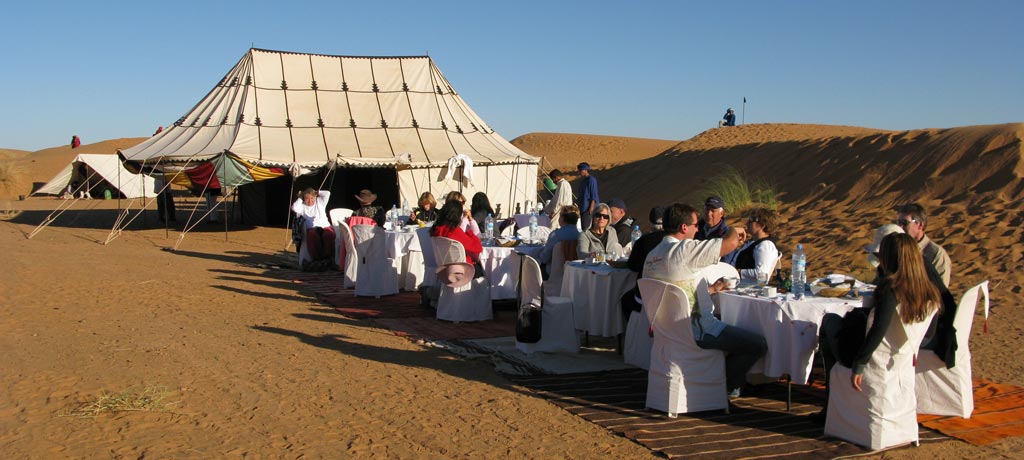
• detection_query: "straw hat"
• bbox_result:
[865,223,904,267]
[355,189,377,205]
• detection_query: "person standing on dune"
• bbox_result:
[70,135,81,149]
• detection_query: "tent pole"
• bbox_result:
[221,153,228,242]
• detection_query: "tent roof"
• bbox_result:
[34,154,156,198]
[121,48,538,168]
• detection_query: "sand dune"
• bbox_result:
[511,132,677,172]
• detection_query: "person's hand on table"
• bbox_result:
[709,277,731,295]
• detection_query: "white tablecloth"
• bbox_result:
[479,244,544,299]
[560,261,637,337]
[717,291,860,384]
[385,230,422,291]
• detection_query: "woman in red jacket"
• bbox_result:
[430,198,482,264]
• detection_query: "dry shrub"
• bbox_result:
[60,386,175,418]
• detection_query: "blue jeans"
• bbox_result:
[696,325,768,392]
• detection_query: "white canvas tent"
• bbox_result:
[35,153,156,199]
[120,48,539,213]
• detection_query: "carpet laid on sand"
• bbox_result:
[919,379,1024,445]
[512,369,951,460]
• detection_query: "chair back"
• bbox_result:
[499,222,516,237]
[954,281,989,352]
[699,262,739,285]
[417,226,438,268]
[432,236,475,288]
[336,221,358,285]
[351,224,384,260]
[520,255,544,309]
[638,278,697,344]
[548,241,571,279]
[329,208,354,226]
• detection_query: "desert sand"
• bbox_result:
[2,123,1023,459]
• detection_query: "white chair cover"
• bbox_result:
[432,237,492,322]
[416,227,437,287]
[351,224,399,297]
[499,223,516,237]
[623,310,652,370]
[516,255,579,354]
[329,208,354,226]
[916,281,990,418]
[335,222,358,289]
[639,278,728,416]
[298,235,314,267]
[516,225,552,242]
[700,262,740,286]
[543,240,572,297]
[825,305,938,450]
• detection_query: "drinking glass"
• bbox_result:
[756,271,769,288]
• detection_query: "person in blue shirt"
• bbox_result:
[719,108,737,127]
[576,162,599,230]
[539,205,582,269]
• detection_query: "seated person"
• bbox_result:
[291,188,335,267]
[608,198,637,247]
[445,191,481,236]
[539,205,582,268]
[620,205,667,322]
[731,207,780,283]
[817,233,941,420]
[353,189,385,226]
[470,192,495,230]
[430,198,484,275]
[577,203,623,259]
[409,191,438,224]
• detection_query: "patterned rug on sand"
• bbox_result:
[512,369,951,460]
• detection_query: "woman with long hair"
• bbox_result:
[817,232,941,423]
[430,199,483,265]
[470,192,495,230]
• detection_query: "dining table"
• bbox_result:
[560,261,637,337]
[479,243,544,299]
[715,289,863,385]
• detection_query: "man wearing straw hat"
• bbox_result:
[353,189,386,227]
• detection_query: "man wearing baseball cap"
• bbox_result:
[696,195,731,241]
[576,162,599,230]
[608,198,636,247]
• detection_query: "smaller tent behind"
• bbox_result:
[34,154,156,199]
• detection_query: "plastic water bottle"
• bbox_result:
[401,198,410,218]
[390,204,398,229]
[529,209,539,243]
[792,244,807,299]
[631,224,642,244]
[484,213,495,244]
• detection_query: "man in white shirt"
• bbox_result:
[542,169,574,229]
[644,203,767,396]
[896,203,952,287]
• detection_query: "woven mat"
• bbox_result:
[919,379,1024,445]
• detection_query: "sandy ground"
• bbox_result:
[3,122,1024,458]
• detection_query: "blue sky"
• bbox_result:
[1,0,1020,151]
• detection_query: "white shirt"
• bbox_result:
[643,235,725,339]
[291,191,331,230]
[734,239,781,282]
[543,178,573,229]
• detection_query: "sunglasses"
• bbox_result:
[896,218,918,227]
[593,213,610,220]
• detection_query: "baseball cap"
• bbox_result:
[608,198,626,210]
[704,196,725,210]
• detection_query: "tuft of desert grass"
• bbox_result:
[700,165,779,213]
[60,386,175,418]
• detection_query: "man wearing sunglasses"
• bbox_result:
[896,203,951,287]
[644,203,763,396]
